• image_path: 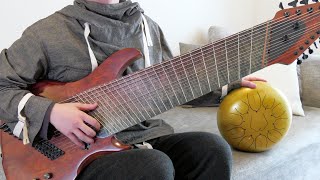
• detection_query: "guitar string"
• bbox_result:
[52,34,318,151]
[51,21,318,148]
[191,8,319,56]
[50,8,320,149]
[173,10,319,70]
[58,8,318,106]
[83,20,320,107]
[78,20,320,125]
[76,11,320,104]
[79,24,318,129]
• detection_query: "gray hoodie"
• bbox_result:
[0,0,174,144]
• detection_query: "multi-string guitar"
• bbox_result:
[1,2,320,179]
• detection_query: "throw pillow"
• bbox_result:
[247,60,305,116]
[300,54,320,108]
[179,42,201,55]
[208,26,231,42]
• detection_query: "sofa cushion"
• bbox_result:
[300,54,320,108]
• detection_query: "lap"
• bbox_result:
[77,132,232,180]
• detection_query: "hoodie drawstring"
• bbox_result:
[141,15,153,68]
[84,23,98,72]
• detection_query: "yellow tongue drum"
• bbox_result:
[217,81,292,152]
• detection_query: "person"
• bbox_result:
[0,0,266,179]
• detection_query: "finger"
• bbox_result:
[73,129,94,144]
[74,103,98,111]
[241,80,257,89]
[243,76,267,82]
[81,112,101,130]
[67,133,85,148]
[79,122,97,138]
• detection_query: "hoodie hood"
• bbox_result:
[73,0,143,20]
[58,0,144,30]
[56,0,146,64]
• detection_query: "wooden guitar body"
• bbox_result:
[0,48,142,180]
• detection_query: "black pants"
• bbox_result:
[78,132,232,180]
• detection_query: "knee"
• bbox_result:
[201,132,231,156]
[137,149,175,180]
[185,132,232,168]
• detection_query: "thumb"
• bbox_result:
[74,103,98,111]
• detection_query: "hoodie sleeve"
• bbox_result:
[0,29,54,144]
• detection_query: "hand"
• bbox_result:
[241,77,267,89]
[50,103,101,148]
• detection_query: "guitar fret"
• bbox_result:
[151,66,175,108]
[252,24,268,73]
[159,62,181,105]
[169,58,196,101]
[129,75,158,116]
[98,86,137,127]
[224,39,230,83]
[188,49,212,95]
[164,61,191,104]
[179,56,196,99]
[137,74,163,114]
[249,27,254,74]
[143,70,169,111]
[189,52,204,95]
[76,93,119,134]
[104,85,142,125]
[239,29,253,78]
[83,90,116,129]
[225,35,241,83]
[122,77,153,119]
[86,89,130,130]
[201,45,220,90]
[169,60,188,102]
[212,44,221,88]
[111,84,147,121]
[200,47,212,92]
[238,34,241,79]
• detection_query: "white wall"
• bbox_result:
[253,0,283,24]
[0,0,257,56]
[0,0,73,50]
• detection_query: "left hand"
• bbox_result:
[241,77,267,89]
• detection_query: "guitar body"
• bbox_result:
[0,48,142,180]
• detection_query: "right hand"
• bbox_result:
[50,103,101,148]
